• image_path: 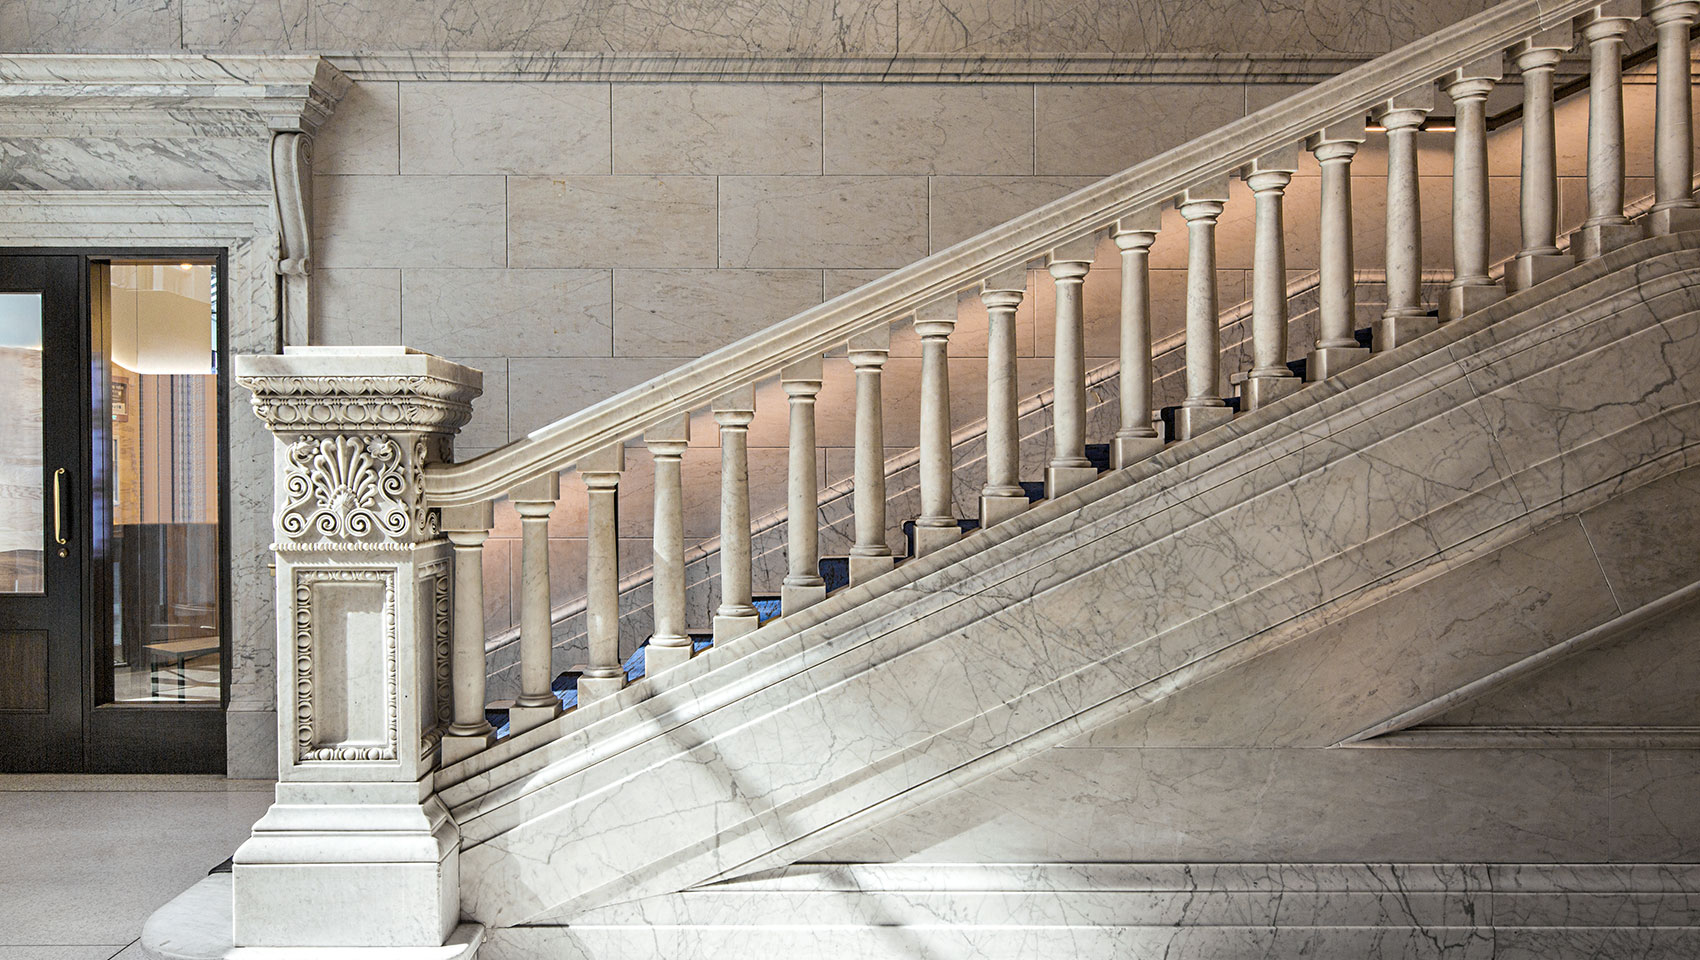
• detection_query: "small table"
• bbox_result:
[144,636,220,700]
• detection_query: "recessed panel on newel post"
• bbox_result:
[231,346,483,952]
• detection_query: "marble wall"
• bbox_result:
[2,0,1499,54]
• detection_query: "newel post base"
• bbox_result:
[232,347,483,951]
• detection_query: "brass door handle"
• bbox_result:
[52,467,66,557]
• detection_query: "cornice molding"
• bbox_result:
[327,51,1374,84]
[0,54,350,135]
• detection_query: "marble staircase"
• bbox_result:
[215,0,1700,954]
[435,234,1700,939]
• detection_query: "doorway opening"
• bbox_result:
[0,252,229,773]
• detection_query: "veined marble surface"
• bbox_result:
[484,862,1700,960]
[0,0,1514,58]
[440,237,1700,927]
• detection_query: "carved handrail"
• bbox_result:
[421,0,1605,507]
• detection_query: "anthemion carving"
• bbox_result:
[280,434,426,542]
[293,567,400,763]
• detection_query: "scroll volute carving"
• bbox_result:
[271,130,313,348]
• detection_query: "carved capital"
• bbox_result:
[279,433,428,544]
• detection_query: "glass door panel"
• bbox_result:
[0,292,45,596]
[104,262,222,704]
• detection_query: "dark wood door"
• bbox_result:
[0,256,87,771]
[0,253,228,773]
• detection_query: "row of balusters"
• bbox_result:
[434,1,1699,756]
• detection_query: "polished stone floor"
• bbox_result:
[0,775,273,960]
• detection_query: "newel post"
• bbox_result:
[231,346,483,953]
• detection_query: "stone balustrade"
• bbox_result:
[235,0,1696,951]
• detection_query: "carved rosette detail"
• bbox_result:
[280,434,423,542]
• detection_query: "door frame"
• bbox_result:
[0,247,231,773]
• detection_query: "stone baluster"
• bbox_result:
[1373,88,1437,351]
[440,502,495,762]
[914,295,962,555]
[1111,213,1168,459]
[848,328,894,584]
[1442,56,1506,321]
[1647,0,1700,234]
[980,266,1030,525]
[1306,121,1371,380]
[577,444,625,703]
[712,387,760,641]
[232,347,481,949]
[1046,235,1099,496]
[1173,178,1234,440]
[1512,26,1578,290]
[509,473,561,734]
[1575,2,1643,260]
[1237,149,1303,410]
[782,357,827,610]
[644,414,692,676]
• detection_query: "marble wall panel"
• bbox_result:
[181,0,309,49]
[718,175,928,268]
[402,267,612,358]
[0,0,184,51]
[401,83,611,176]
[313,174,507,267]
[821,268,889,301]
[224,706,278,779]
[507,357,682,435]
[895,0,1496,54]
[507,175,717,268]
[0,137,269,191]
[612,84,822,176]
[313,81,399,176]
[313,0,898,54]
[823,85,1033,176]
[613,268,823,357]
[927,176,1097,252]
[312,267,401,344]
[1033,84,1247,177]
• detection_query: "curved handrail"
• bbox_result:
[423,0,1595,507]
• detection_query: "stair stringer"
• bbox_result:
[444,236,1700,929]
